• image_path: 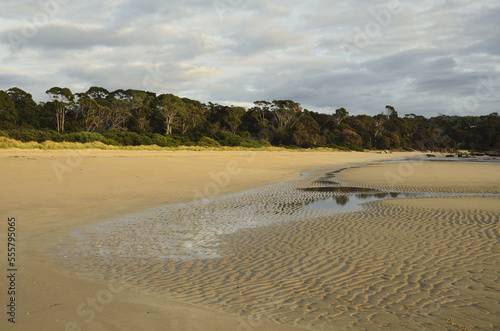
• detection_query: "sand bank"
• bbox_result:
[0,149,418,331]
[335,160,500,194]
[52,161,500,330]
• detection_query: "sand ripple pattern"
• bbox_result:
[55,167,500,330]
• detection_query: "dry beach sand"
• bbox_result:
[1,149,499,330]
[0,149,414,331]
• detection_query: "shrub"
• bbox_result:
[239,139,272,148]
[63,132,108,143]
[342,143,365,151]
[220,131,243,146]
[103,131,153,146]
[256,139,272,147]
[197,136,221,147]
[170,134,193,146]
[5,128,61,143]
[152,134,179,147]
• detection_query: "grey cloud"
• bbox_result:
[13,24,131,50]
[1,0,499,118]
[463,34,500,56]
[220,21,304,56]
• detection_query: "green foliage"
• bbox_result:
[103,131,153,146]
[0,91,18,124]
[198,136,221,147]
[62,132,114,145]
[343,143,365,151]
[240,139,272,148]
[2,87,499,152]
[151,134,179,147]
[219,131,244,146]
[3,128,62,143]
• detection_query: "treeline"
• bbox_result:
[0,86,499,151]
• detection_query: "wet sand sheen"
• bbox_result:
[54,161,500,330]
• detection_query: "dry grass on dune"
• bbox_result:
[0,136,356,152]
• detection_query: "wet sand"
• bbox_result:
[0,149,418,331]
[53,161,500,330]
[335,159,500,194]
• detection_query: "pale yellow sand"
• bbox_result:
[335,160,500,193]
[329,162,500,329]
[0,149,418,331]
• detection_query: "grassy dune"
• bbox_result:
[0,136,288,152]
[0,136,356,152]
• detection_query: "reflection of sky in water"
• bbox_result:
[381,155,500,164]
[299,186,500,213]
[60,162,500,263]
[299,187,420,212]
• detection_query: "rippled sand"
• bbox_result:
[54,162,500,330]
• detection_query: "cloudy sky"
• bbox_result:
[1,0,499,117]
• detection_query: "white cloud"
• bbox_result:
[0,0,499,117]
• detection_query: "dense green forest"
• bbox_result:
[0,86,499,151]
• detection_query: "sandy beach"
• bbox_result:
[1,149,499,330]
[0,149,414,330]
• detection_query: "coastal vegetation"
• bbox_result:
[0,86,498,151]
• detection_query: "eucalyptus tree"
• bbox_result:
[385,105,397,119]
[125,89,155,133]
[0,90,18,125]
[75,93,108,132]
[186,100,207,133]
[106,89,133,130]
[86,86,110,100]
[333,107,348,125]
[176,100,206,135]
[271,100,303,134]
[251,100,271,128]
[224,106,246,134]
[45,87,74,133]
[7,87,37,126]
[157,94,184,135]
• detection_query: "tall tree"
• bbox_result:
[385,105,398,119]
[176,100,206,135]
[7,87,37,127]
[106,89,132,130]
[334,107,348,125]
[187,100,207,132]
[296,111,323,146]
[157,94,184,135]
[271,100,303,134]
[251,101,271,128]
[482,113,499,147]
[224,106,246,134]
[373,113,387,138]
[45,87,74,133]
[86,86,110,100]
[124,89,154,133]
[76,93,108,132]
[0,90,18,126]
